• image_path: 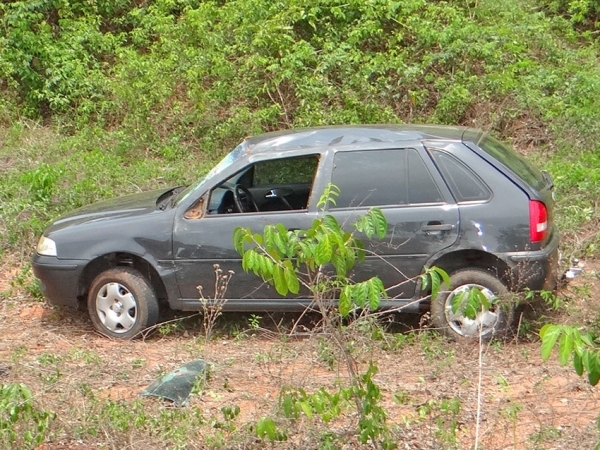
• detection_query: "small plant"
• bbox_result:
[524,288,563,310]
[540,323,600,385]
[131,358,146,369]
[20,164,62,204]
[198,264,234,341]
[10,264,43,300]
[500,401,523,448]
[317,336,337,370]
[248,314,261,330]
[256,417,287,442]
[71,349,102,365]
[157,321,184,337]
[0,383,55,448]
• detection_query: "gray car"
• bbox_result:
[32,125,559,340]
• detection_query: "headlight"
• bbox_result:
[36,236,57,257]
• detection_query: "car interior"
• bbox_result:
[184,154,319,218]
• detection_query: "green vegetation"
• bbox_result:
[1,0,600,256]
[3,0,600,447]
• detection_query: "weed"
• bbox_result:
[530,424,562,443]
[501,401,523,448]
[0,383,55,448]
[198,264,234,341]
[392,390,412,405]
[131,358,146,369]
[417,397,461,447]
[317,336,337,370]
[248,314,262,330]
[10,264,43,300]
[11,345,27,363]
[256,417,287,442]
[71,349,102,365]
[157,321,184,337]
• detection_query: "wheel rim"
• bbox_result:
[444,284,499,337]
[95,282,137,333]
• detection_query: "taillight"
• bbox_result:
[529,200,548,243]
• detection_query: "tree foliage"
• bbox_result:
[2,0,600,153]
[540,323,600,386]
[233,185,389,316]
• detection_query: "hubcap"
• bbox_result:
[95,282,137,333]
[444,284,499,337]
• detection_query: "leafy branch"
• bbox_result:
[540,324,600,385]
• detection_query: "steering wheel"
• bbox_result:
[233,184,259,213]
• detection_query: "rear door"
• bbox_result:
[325,146,460,299]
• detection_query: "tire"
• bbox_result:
[87,267,159,339]
[430,269,514,341]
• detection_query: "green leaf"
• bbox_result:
[558,332,574,366]
[430,271,441,299]
[321,214,341,233]
[274,224,288,255]
[367,277,384,310]
[242,250,254,272]
[339,286,352,317]
[284,262,300,294]
[264,225,274,249]
[299,401,313,419]
[233,227,247,255]
[272,264,288,296]
[540,324,563,361]
[574,352,584,376]
[315,233,332,265]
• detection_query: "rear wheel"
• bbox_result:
[430,269,513,341]
[88,268,159,339]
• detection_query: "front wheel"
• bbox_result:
[88,268,159,339]
[430,269,514,341]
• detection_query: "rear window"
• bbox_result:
[478,135,545,191]
[431,151,492,202]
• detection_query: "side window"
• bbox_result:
[204,154,319,215]
[407,149,443,204]
[254,156,318,186]
[431,150,492,202]
[331,149,442,209]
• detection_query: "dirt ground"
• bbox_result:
[1,259,600,449]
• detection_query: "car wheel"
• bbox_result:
[87,268,159,339]
[430,269,513,341]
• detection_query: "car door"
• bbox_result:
[326,146,460,299]
[172,153,321,305]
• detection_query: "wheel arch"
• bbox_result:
[422,249,513,295]
[78,252,169,308]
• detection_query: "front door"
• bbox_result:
[172,154,321,305]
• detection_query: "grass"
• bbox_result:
[0,121,218,256]
[1,299,600,449]
[2,0,600,447]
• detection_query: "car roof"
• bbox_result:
[245,124,478,155]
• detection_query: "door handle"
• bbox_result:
[421,222,454,233]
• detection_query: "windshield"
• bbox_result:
[176,141,249,204]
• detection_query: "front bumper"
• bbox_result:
[31,253,86,308]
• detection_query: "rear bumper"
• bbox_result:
[503,230,560,291]
[31,253,85,308]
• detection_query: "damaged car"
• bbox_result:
[32,125,560,339]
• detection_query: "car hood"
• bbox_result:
[47,188,173,233]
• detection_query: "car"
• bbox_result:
[32,125,559,340]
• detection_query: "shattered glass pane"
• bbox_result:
[141,359,206,406]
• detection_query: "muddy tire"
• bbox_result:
[431,269,514,341]
[88,268,159,339]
